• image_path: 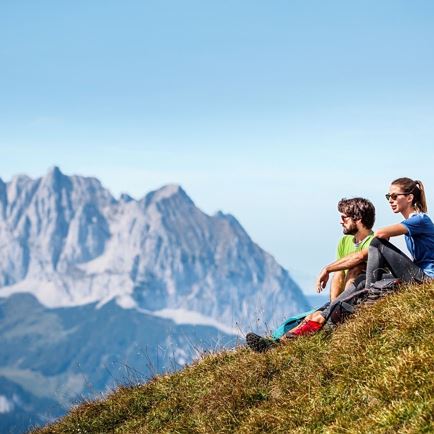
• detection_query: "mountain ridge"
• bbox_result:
[0,167,309,328]
[0,167,310,432]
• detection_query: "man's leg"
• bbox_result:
[318,272,367,324]
[282,269,367,339]
[343,264,365,293]
[365,237,426,287]
[282,301,330,337]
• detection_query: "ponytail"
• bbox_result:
[414,180,428,213]
[391,177,428,213]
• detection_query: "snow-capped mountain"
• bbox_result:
[0,167,310,432]
[0,167,309,328]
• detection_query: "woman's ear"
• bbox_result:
[406,194,414,205]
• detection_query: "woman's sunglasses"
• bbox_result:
[385,193,411,201]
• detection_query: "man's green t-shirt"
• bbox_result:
[336,232,375,265]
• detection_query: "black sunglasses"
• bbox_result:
[385,192,411,201]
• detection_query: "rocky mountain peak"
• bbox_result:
[143,184,193,205]
[0,168,309,328]
[44,165,64,183]
[153,184,183,200]
[119,193,134,203]
[139,185,195,215]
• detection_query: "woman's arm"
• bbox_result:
[375,223,408,239]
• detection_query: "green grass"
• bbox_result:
[34,282,434,433]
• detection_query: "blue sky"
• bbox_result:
[1,1,434,293]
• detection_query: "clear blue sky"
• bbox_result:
[1,1,434,293]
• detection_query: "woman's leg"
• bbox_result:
[365,237,426,287]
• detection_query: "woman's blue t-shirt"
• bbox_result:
[401,213,434,278]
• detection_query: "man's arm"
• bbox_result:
[316,249,368,293]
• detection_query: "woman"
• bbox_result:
[366,177,434,288]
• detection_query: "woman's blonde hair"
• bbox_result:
[391,177,428,213]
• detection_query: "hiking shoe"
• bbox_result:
[285,320,322,338]
[246,332,277,353]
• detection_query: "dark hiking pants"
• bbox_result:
[365,237,426,288]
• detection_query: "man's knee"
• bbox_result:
[345,264,366,289]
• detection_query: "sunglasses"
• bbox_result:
[340,214,352,221]
[385,193,411,201]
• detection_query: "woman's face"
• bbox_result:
[388,184,413,214]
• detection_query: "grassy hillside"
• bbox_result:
[34,283,433,433]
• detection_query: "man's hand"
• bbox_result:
[316,268,329,293]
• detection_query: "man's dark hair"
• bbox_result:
[338,197,375,229]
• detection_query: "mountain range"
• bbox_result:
[0,167,309,432]
[0,166,308,328]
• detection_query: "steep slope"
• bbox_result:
[0,167,309,328]
[34,282,434,434]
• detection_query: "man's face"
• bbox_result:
[340,214,358,235]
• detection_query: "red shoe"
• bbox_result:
[286,320,322,337]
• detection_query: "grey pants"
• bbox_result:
[365,237,426,288]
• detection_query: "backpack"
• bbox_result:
[365,277,401,304]
[327,277,401,325]
[327,288,368,325]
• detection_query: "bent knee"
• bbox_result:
[346,263,366,280]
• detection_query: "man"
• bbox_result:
[246,197,376,352]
